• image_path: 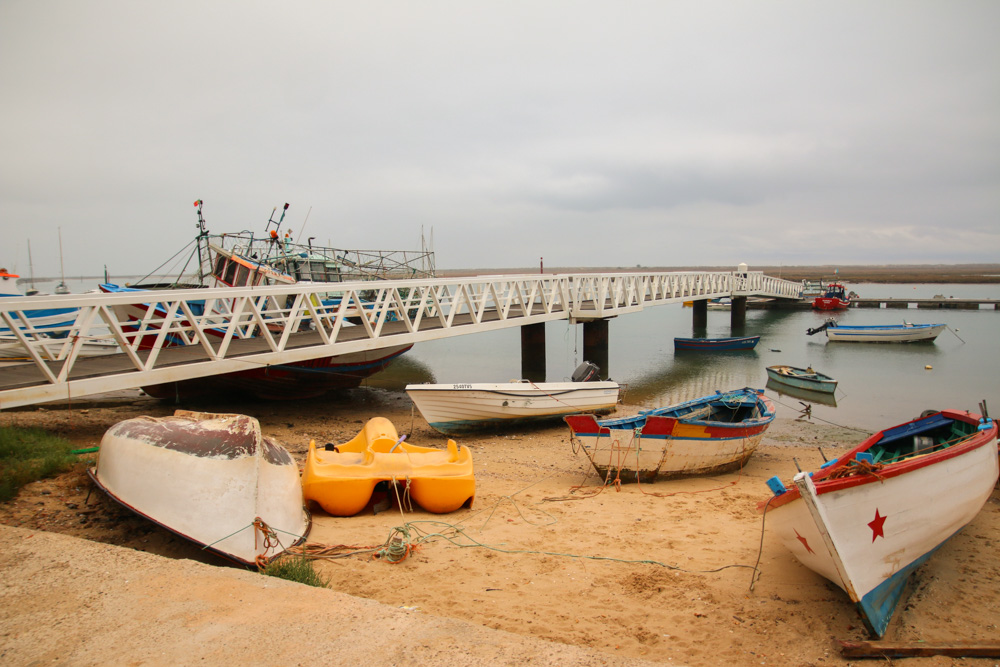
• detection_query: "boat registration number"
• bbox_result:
[452,384,473,389]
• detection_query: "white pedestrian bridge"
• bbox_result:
[0,270,803,408]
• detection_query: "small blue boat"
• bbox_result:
[674,335,760,351]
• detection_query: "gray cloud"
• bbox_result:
[1,1,998,278]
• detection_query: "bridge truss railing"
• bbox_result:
[0,270,802,407]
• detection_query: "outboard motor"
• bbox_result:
[571,361,601,382]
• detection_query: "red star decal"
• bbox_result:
[868,509,887,542]
[794,529,815,554]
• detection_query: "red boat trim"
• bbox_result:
[763,410,996,512]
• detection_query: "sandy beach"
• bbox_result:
[1,387,998,666]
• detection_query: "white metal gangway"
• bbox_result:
[0,270,803,408]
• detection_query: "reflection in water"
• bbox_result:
[765,378,839,408]
[361,355,437,391]
[623,350,763,411]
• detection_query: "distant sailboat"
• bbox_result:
[55,228,70,295]
[25,240,39,296]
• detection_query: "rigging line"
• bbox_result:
[130,238,200,286]
[765,392,871,435]
[749,495,776,591]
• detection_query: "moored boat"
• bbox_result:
[807,320,946,343]
[97,200,431,399]
[761,410,998,637]
[88,410,311,567]
[405,363,620,434]
[302,417,475,516]
[0,334,119,360]
[674,335,760,351]
[812,283,852,310]
[765,365,837,394]
[564,387,775,483]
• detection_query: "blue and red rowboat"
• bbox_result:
[761,410,998,638]
[674,335,760,351]
[564,387,775,483]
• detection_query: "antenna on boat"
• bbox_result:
[298,206,313,242]
[265,203,290,234]
[194,199,210,286]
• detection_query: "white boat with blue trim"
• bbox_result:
[762,409,998,637]
[406,363,619,435]
[807,320,946,343]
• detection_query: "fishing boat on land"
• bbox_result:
[807,320,946,343]
[406,362,620,435]
[1,268,80,335]
[765,365,837,394]
[761,409,998,637]
[674,335,760,351]
[812,283,853,310]
[98,200,431,399]
[564,387,775,483]
[302,417,475,516]
[88,411,311,567]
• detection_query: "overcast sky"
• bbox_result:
[1,1,998,279]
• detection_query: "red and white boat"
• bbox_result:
[812,283,852,310]
[761,409,998,637]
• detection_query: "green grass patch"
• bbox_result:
[0,426,81,502]
[261,555,331,588]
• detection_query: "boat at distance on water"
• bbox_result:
[765,364,838,394]
[98,200,431,400]
[89,410,311,567]
[674,335,760,351]
[406,362,620,435]
[807,320,946,343]
[302,417,475,516]
[761,409,998,638]
[812,283,853,310]
[564,387,776,484]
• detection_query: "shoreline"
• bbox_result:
[2,388,998,665]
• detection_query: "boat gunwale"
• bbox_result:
[763,410,996,512]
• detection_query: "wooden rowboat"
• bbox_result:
[674,335,760,351]
[565,387,775,483]
[765,365,838,394]
[89,411,310,567]
[761,410,998,637]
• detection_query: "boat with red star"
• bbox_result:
[761,408,998,637]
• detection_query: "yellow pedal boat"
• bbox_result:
[302,417,475,516]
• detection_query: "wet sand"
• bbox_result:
[1,388,998,666]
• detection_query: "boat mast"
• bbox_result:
[55,227,69,294]
[26,239,37,295]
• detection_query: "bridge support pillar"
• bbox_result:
[731,297,747,331]
[582,319,610,380]
[521,323,546,382]
[692,299,707,329]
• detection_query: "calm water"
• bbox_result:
[380,283,1000,433]
[17,277,1000,432]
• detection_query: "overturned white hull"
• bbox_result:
[89,411,310,567]
[406,381,620,434]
